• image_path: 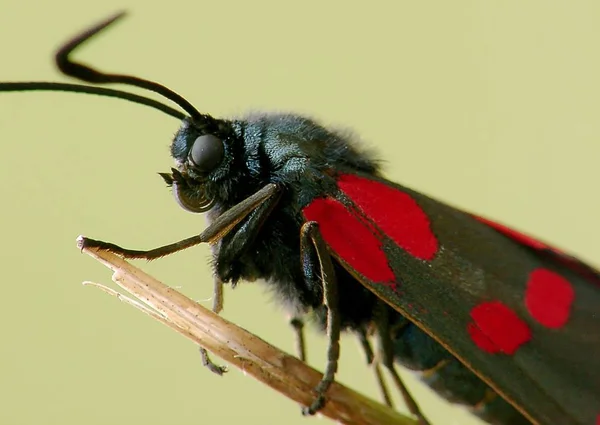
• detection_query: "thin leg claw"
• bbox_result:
[200,347,227,376]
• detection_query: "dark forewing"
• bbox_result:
[474,215,600,287]
[303,172,600,425]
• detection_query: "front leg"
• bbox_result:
[79,183,282,376]
[213,187,282,282]
[79,182,281,311]
[299,221,341,415]
[79,183,280,259]
[198,275,227,376]
[199,189,284,373]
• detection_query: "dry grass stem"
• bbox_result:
[77,235,416,425]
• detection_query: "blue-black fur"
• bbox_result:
[168,112,530,425]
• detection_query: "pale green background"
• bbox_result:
[1,2,598,425]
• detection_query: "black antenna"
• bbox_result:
[55,12,205,121]
[0,82,185,120]
[0,12,205,122]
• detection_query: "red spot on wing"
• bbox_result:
[475,215,600,286]
[475,216,548,250]
[467,323,501,354]
[302,197,395,284]
[468,301,531,355]
[337,174,438,260]
[525,268,575,328]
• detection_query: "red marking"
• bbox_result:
[467,323,500,354]
[596,413,600,425]
[468,301,531,354]
[337,174,438,260]
[475,215,600,286]
[475,216,548,250]
[525,268,575,328]
[303,197,395,284]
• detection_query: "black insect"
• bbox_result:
[2,13,599,425]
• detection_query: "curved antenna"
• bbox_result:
[0,82,185,120]
[55,11,206,122]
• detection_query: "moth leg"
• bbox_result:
[198,275,227,376]
[287,316,310,413]
[356,327,394,408]
[212,276,224,314]
[79,185,281,377]
[201,179,282,376]
[374,303,431,425]
[299,221,341,416]
[289,316,307,362]
[78,183,280,259]
[199,346,227,376]
[213,185,283,271]
[197,187,284,377]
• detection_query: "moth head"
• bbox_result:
[160,117,237,213]
[0,12,244,213]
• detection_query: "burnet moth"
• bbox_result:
[2,13,598,425]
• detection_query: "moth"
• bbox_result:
[2,13,598,425]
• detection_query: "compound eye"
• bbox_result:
[188,134,224,173]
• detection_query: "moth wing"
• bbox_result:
[303,173,600,425]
